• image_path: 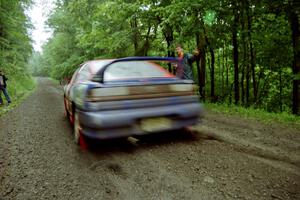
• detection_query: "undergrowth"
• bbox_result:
[204,102,300,128]
[0,76,36,116]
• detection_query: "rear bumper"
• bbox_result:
[78,103,203,139]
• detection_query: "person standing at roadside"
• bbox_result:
[0,70,12,105]
[175,44,199,80]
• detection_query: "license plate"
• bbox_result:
[140,117,172,132]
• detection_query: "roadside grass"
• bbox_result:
[0,76,36,117]
[204,102,300,128]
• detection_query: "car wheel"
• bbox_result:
[74,111,88,149]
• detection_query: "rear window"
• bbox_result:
[103,61,173,81]
[89,60,112,75]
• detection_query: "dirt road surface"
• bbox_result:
[0,78,299,200]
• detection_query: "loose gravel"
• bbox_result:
[0,78,299,200]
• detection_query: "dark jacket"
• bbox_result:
[176,53,197,80]
[0,75,8,89]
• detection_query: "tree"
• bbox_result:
[288,0,300,115]
[32,0,296,114]
[0,0,34,98]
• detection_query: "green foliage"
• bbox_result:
[0,0,35,107]
[29,0,297,115]
[253,14,292,71]
[203,10,216,26]
[0,77,36,117]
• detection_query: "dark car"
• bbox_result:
[63,57,204,148]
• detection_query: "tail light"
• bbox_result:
[86,84,196,102]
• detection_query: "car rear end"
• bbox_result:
[75,58,204,139]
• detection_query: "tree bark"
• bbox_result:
[201,22,215,102]
[196,33,206,101]
[232,1,239,105]
[200,47,206,101]
[241,2,247,105]
[142,25,152,56]
[130,17,139,56]
[226,46,229,96]
[210,47,215,102]
[222,45,225,98]
[290,9,300,115]
[163,24,174,73]
[241,65,245,105]
[246,0,257,102]
[279,69,283,112]
[246,53,250,106]
[240,0,250,106]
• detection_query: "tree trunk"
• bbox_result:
[201,23,215,102]
[290,10,300,115]
[218,50,221,98]
[241,65,245,105]
[222,45,225,98]
[241,3,247,105]
[163,24,174,73]
[142,25,152,56]
[246,60,250,106]
[279,69,283,112]
[130,17,139,56]
[196,33,206,101]
[226,46,229,96]
[200,48,206,101]
[246,0,257,102]
[232,2,239,105]
[210,47,215,102]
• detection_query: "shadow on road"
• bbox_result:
[85,129,203,155]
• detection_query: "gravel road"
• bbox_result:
[0,78,299,200]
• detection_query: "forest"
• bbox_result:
[0,0,35,102]
[1,0,300,116]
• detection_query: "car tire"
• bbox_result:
[74,111,88,149]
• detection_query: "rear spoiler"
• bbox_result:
[92,57,179,83]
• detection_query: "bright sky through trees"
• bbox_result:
[26,0,55,52]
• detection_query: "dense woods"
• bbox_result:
[0,0,35,100]
[1,0,299,115]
